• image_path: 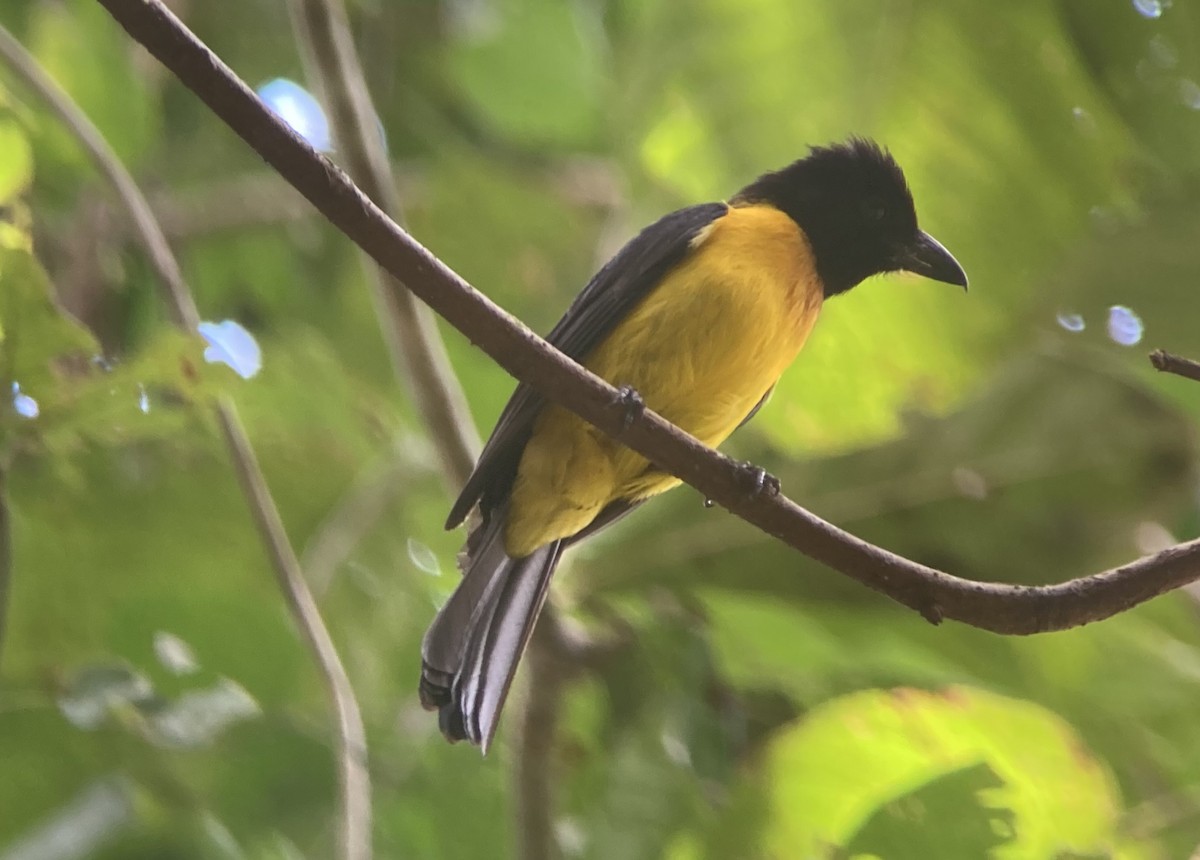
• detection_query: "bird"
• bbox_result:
[419,138,967,752]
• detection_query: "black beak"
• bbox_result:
[899,231,968,289]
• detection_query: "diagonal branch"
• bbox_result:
[287,0,480,490]
[0,22,370,860]
[1151,350,1200,384]
[96,0,1200,638]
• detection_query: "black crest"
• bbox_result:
[734,138,922,296]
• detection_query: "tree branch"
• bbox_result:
[286,0,480,490]
[0,22,371,860]
[96,0,1200,639]
[283,6,569,853]
[514,616,567,860]
[0,25,199,330]
[216,406,371,860]
[1151,349,1200,384]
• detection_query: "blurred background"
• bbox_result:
[2,0,1200,857]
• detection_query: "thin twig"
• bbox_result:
[216,405,371,860]
[0,22,370,860]
[285,7,569,852]
[1151,349,1200,384]
[0,26,198,329]
[515,617,568,860]
[287,0,480,490]
[96,0,1200,637]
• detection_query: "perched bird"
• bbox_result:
[420,138,967,752]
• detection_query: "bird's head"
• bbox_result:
[733,138,967,297]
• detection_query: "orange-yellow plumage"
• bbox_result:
[504,203,824,557]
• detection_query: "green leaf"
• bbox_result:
[845,762,1013,859]
[0,115,34,204]
[0,236,98,388]
[759,687,1122,859]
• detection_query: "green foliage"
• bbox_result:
[0,110,32,203]
[761,688,1121,858]
[0,231,96,387]
[24,0,157,163]
[3,0,1200,858]
[446,0,606,148]
[0,219,234,464]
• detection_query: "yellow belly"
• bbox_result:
[504,203,824,557]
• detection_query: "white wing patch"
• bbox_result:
[688,217,721,249]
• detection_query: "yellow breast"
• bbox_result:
[504,203,824,556]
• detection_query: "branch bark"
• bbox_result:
[0,22,371,860]
[1151,349,1200,384]
[515,617,568,860]
[96,0,1200,638]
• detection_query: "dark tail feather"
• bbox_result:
[420,511,562,753]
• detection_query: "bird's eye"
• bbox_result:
[863,200,886,222]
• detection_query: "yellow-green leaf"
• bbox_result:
[762,687,1125,859]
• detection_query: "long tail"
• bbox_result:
[419,509,562,753]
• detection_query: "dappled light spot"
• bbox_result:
[1056,312,1086,333]
[1071,107,1096,136]
[554,818,586,856]
[2,780,135,860]
[407,537,441,576]
[256,78,331,152]
[1087,206,1122,235]
[198,319,262,379]
[137,383,150,414]
[1106,305,1144,346]
[57,664,154,730]
[11,381,38,418]
[660,730,692,767]
[1134,521,1175,554]
[55,659,255,748]
[376,118,390,156]
[1179,79,1200,110]
[1133,0,1165,19]
[149,679,261,748]
[1149,35,1177,68]
[154,631,200,676]
[952,467,988,500]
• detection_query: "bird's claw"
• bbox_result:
[613,384,645,432]
[735,461,780,498]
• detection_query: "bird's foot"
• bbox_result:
[735,461,780,498]
[613,384,645,432]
